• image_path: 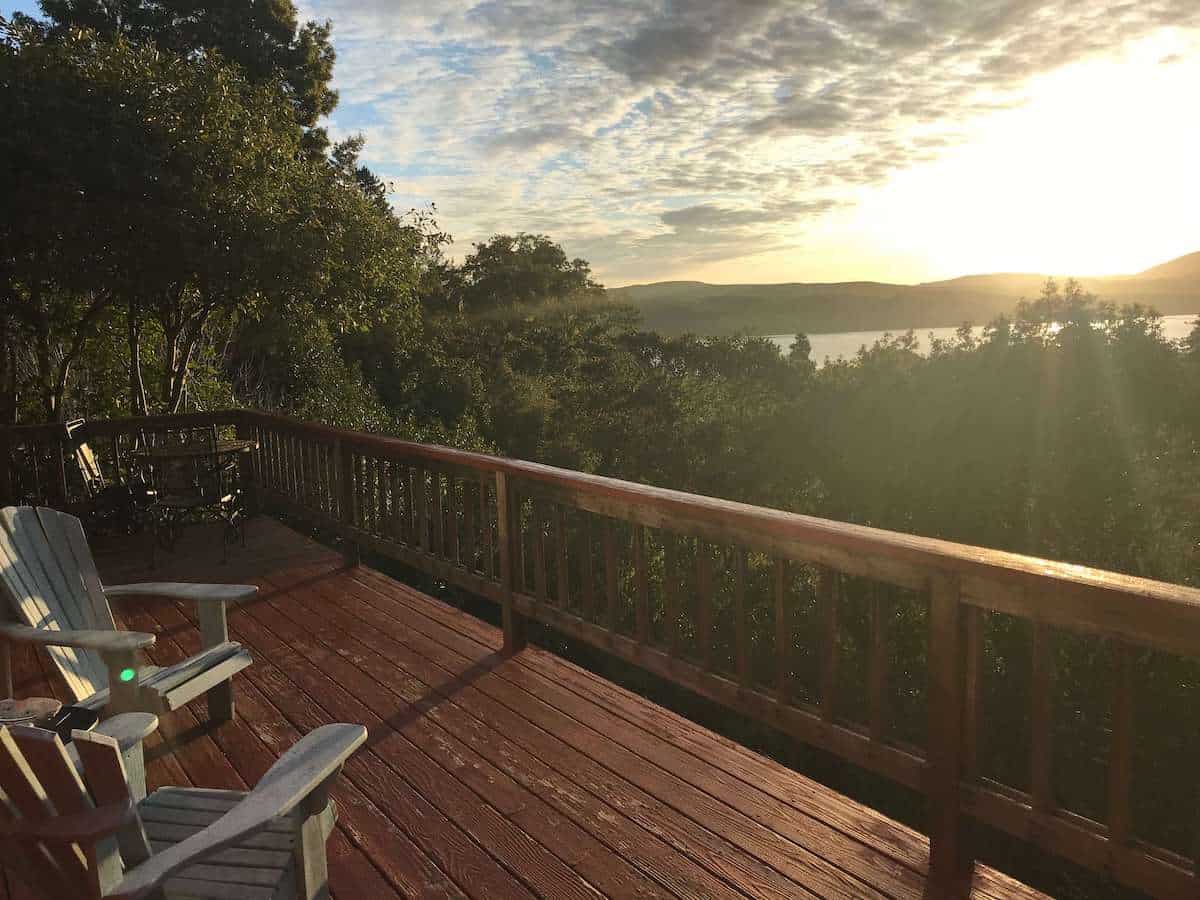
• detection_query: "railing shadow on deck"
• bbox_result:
[5,409,1200,899]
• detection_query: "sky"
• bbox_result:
[6,1,1200,286]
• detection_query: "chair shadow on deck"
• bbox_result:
[365,649,508,749]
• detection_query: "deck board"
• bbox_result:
[2,517,1046,899]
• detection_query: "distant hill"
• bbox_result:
[608,252,1200,336]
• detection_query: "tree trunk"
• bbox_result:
[0,315,15,424]
[128,300,148,416]
[35,328,58,421]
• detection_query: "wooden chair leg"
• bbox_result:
[294,775,338,900]
[207,681,234,722]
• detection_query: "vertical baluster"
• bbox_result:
[416,467,429,552]
[516,492,528,593]
[309,440,320,514]
[868,584,889,742]
[462,478,476,569]
[325,443,335,518]
[357,453,367,532]
[299,436,309,510]
[633,524,649,643]
[316,441,325,514]
[481,474,494,578]
[406,466,417,545]
[664,535,679,656]
[963,606,983,782]
[819,568,840,721]
[496,471,525,654]
[432,469,444,558]
[269,430,280,495]
[532,498,548,603]
[374,457,384,533]
[390,461,403,543]
[365,456,377,532]
[278,430,287,498]
[734,550,749,687]
[696,544,713,670]
[376,458,390,536]
[356,454,368,530]
[286,432,296,501]
[554,506,569,608]
[604,519,618,631]
[927,572,971,894]
[311,441,321,514]
[775,557,791,703]
[1031,622,1055,814]
[580,515,595,619]
[1107,640,1134,847]
[446,474,460,564]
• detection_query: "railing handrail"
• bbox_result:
[231,408,1200,655]
[6,408,1200,652]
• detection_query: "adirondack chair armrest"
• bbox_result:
[107,723,367,900]
[0,796,136,842]
[103,583,258,604]
[0,622,155,652]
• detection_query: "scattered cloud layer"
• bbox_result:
[298,0,1200,284]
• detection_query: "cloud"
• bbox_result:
[296,0,1200,283]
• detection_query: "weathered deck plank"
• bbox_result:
[1,517,1046,899]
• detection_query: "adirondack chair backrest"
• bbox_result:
[66,419,107,498]
[0,507,117,702]
[0,724,145,900]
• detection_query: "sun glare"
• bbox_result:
[848,28,1200,280]
[719,28,1200,285]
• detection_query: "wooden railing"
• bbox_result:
[5,409,1200,897]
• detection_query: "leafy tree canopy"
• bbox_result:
[38,0,336,152]
[0,17,420,416]
[455,233,605,313]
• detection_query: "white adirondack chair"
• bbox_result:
[0,720,367,899]
[0,506,253,720]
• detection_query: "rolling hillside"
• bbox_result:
[609,252,1200,335]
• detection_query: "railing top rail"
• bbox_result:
[235,410,1200,637]
[7,409,1199,652]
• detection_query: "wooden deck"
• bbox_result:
[3,516,1045,899]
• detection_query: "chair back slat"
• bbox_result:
[66,420,106,498]
[0,507,111,700]
[0,510,99,700]
[46,507,117,632]
[7,726,132,897]
[0,726,89,888]
[74,729,152,865]
[18,509,90,631]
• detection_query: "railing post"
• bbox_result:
[496,470,526,655]
[234,417,259,515]
[337,438,360,565]
[0,428,12,505]
[927,571,972,898]
[53,428,69,507]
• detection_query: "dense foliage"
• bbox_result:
[2,4,1199,897]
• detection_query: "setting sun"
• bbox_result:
[841,29,1200,281]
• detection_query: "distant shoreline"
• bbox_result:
[761,313,1198,366]
[610,252,1200,337]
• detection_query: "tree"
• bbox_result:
[39,0,337,153]
[1,18,422,417]
[1,16,130,418]
[459,234,604,312]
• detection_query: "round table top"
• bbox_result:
[131,438,258,461]
[0,696,62,724]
